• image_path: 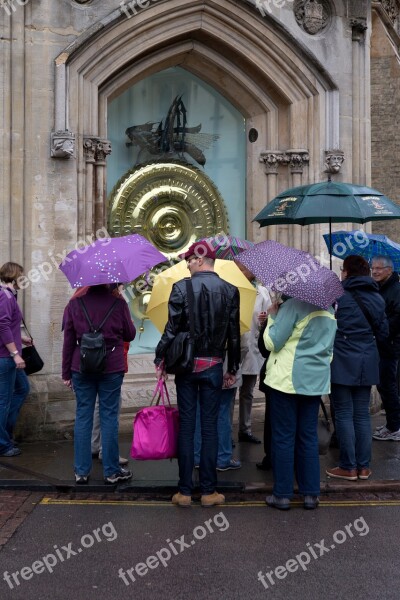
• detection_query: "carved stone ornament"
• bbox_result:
[294,0,331,35]
[50,131,75,159]
[259,152,286,174]
[286,150,310,173]
[83,137,112,163]
[380,0,400,25]
[324,150,345,174]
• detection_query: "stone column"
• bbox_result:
[94,140,112,232]
[259,152,284,242]
[351,19,368,184]
[83,138,96,237]
[83,138,112,235]
[286,150,310,249]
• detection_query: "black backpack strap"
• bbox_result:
[79,298,119,333]
[350,292,377,337]
[79,298,95,332]
[185,279,195,339]
[98,299,119,329]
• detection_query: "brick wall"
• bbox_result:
[371,15,400,239]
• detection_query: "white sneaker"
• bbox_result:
[373,424,386,434]
[373,426,400,441]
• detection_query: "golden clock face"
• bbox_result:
[108,161,229,258]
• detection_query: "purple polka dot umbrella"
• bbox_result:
[235,240,344,309]
[58,234,167,288]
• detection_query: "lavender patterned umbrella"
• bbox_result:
[59,234,167,288]
[235,240,344,309]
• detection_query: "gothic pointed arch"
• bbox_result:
[53,0,339,245]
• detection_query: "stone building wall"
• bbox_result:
[0,0,382,439]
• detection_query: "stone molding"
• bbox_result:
[372,1,400,44]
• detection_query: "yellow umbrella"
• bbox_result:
[146,259,256,335]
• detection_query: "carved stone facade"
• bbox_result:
[2,0,397,438]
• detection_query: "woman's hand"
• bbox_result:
[21,336,33,346]
[155,365,168,381]
[267,301,280,317]
[63,379,73,389]
[13,354,26,369]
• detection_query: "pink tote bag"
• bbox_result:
[131,380,179,460]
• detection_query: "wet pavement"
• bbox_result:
[0,402,399,495]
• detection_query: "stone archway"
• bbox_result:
[53,0,339,255]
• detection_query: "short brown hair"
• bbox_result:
[0,262,24,283]
[342,255,370,277]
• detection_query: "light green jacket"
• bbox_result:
[263,298,337,396]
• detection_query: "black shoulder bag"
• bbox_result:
[165,279,195,375]
[21,318,44,376]
[79,298,118,374]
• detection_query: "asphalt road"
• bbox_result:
[0,498,399,600]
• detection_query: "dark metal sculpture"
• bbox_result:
[125,96,219,166]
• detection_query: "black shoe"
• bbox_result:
[304,496,319,510]
[0,447,21,457]
[238,432,261,444]
[266,495,290,511]
[104,468,132,485]
[256,459,272,471]
[75,473,89,485]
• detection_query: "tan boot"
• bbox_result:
[201,491,225,507]
[172,492,192,507]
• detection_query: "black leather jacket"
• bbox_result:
[155,271,241,374]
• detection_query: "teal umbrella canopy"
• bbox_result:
[253,182,400,227]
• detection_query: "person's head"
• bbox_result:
[371,255,394,284]
[341,255,370,280]
[0,262,24,289]
[180,242,216,275]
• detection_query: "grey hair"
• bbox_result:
[202,257,215,266]
[371,255,394,269]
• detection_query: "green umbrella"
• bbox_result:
[253,181,400,268]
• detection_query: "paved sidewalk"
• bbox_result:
[0,403,399,495]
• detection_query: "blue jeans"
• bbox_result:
[71,372,124,477]
[378,357,400,431]
[0,358,30,454]
[194,387,235,468]
[269,388,320,498]
[175,364,223,495]
[331,383,371,470]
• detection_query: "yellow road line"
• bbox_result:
[40,498,400,507]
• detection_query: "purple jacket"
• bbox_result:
[62,286,136,379]
[0,286,23,357]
